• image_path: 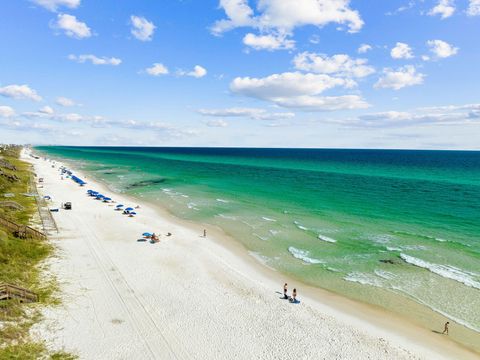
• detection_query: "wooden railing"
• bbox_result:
[0,283,38,303]
[29,176,58,234]
[0,216,46,240]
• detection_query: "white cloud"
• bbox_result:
[145,63,169,76]
[198,107,295,120]
[39,105,54,114]
[56,96,76,106]
[243,33,295,50]
[0,84,42,101]
[30,0,80,12]
[427,39,458,58]
[375,65,425,90]
[354,103,480,127]
[180,65,207,78]
[293,52,375,78]
[53,13,91,39]
[130,15,156,41]
[206,119,229,127]
[212,0,364,50]
[230,72,368,111]
[390,42,414,59]
[428,0,456,19]
[358,44,372,54]
[468,0,480,15]
[211,0,257,34]
[68,54,122,65]
[0,106,15,118]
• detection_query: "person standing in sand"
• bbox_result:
[442,322,449,335]
[283,283,288,299]
[203,229,207,237]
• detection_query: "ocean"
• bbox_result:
[35,146,480,335]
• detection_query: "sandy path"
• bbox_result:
[27,152,478,360]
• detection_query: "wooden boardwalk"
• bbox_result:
[0,283,38,303]
[0,216,46,240]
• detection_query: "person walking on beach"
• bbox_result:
[203,229,207,237]
[289,288,297,303]
[442,322,449,335]
[283,283,288,299]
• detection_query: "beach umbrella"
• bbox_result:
[125,207,134,211]
[142,232,151,237]
[129,212,137,216]
[116,204,124,208]
[103,197,112,201]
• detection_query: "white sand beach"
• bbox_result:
[26,151,479,360]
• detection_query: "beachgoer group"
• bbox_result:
[282,283,298,303]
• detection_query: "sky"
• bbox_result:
[0,0,479,149]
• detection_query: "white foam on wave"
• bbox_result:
[318,234,337,243]
[344,272,383,287]
[386,246,402,252]
[216,213,237,220]
[374,269,396,280]
[253,233,269,241]
[400,253,480,290]
[187,202,199,210]
[269,229,280,236]
[293,220,309,231]
[262,216,276,222]
[216,198,229,203]
[288,246,324,264]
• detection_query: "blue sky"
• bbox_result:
[0,0,479,149]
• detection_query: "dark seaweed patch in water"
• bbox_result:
[126,178,166,189]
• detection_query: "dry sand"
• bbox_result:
[26,151,479,360]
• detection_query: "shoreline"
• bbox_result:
[27,149,480,359]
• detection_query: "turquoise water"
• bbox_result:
[36,146,480,333]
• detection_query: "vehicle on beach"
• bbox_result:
[63,202,72,210]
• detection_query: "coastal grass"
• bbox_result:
[0,146,75,359]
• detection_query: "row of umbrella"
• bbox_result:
[61,167,86,186]
[86,189,137,216]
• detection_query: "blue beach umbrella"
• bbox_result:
[142,232,152,237]
[125,207,134,211]
[129,212,137,216]
[116,204,124,208]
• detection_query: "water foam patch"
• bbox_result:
[288,246,324,264]
[318,234,337,243]
[400,254,480,290]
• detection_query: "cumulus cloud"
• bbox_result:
[205,119,228,127]
[230,72,368,111]
[427,39,458,58]
[0,106,15,118]
[68,54,122,65]
[0,84,42,101]
[39,105,54,114]
[243,33,295,50]
[212,0,363,51]
[468,0,480,15]
[390,42,414,59]
[52,13,91,39]
[428,0,456,19]
[178,65,208,78]
[145,63,169,76]
[56,96,76,106]
[130,15,156,41]
[293,52,375,78]
[30,0,80,12]
[198,107,295,120]
[375,66,425,90]
[357,44,372,54]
